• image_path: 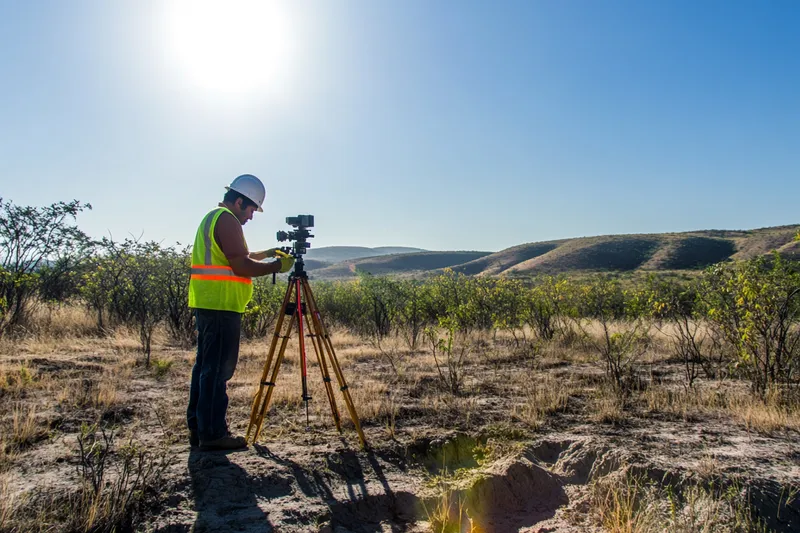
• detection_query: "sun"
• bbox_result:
[160,1,296,100]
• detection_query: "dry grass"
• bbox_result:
[512,374,574,429]
[18,303,97,339]
[10,403,46,450]
[0,474,15,530]
[53,366,129,411]
[591,384,626,425]
[151,399,187,445]
[2,307,798,531]
[643,384,727,420]
[0,322,147,360]
[540,341,594,364]
[727,390,800,434]
[0,363,46,397]
[422,475,476,533]
[347,379,390,420]
[590,470,769,533]
[591,472,662,533]
[643,383,800,433]
[0,438,13,473]
[695,452,721,481]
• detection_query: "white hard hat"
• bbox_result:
[226,174,266,212]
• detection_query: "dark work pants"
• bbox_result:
[187,309,242,442]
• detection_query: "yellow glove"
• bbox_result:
[278,255,295,273]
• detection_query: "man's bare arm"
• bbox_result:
[249,248,279,261]
[229,255,282,277]
[214,212,282,277]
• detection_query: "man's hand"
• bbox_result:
[278,255,295,273]
[249,248,280,261]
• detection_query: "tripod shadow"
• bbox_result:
[188,449,290,532]
[254,443,419,532]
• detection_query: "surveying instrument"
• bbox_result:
[246,215,367,448]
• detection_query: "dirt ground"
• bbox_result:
[1,326,799,532]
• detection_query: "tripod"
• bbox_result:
[246,257,367,448]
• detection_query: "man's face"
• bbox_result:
[233,199,258,225]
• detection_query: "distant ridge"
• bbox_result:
[305,224,800,280]
[305,246,425,264]
[309,251,491,278]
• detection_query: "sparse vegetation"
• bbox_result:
[591,471,771,532]
[1,198,799,531]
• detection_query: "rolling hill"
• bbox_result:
[305,225,800,280]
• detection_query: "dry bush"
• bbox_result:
[426,395,480,429]
[332,343,378,365]
[3,424,170,533]
[369,332,413,374]
[344,378,398,436]
[102,325,162,355]
[1,323,145,358]
[425,326,473,396]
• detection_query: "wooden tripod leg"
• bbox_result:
[303,281,368,448]
[300,279,342,432]
[251,312,296,444]
[247,281,294,442]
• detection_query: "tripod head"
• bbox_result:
[276,214,314,278]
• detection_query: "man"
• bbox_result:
[187,174,295,451]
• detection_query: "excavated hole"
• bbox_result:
[328,436,799,532]
[406,434,573,532]
[406,432,485,474]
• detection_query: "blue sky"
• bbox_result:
[1,1,798,253]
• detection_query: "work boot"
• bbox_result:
[189,430,199,447]
[199,434,247,451]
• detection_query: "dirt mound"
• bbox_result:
[555,442,617,484]
[465,455,568,532]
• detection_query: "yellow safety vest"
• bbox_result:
[188,207,253,313]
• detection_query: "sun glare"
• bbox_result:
[161,1,296,101]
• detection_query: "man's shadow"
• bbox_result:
[188,449,291,532]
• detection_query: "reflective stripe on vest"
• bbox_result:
[188,207,253,313]
[190,265,252,284]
